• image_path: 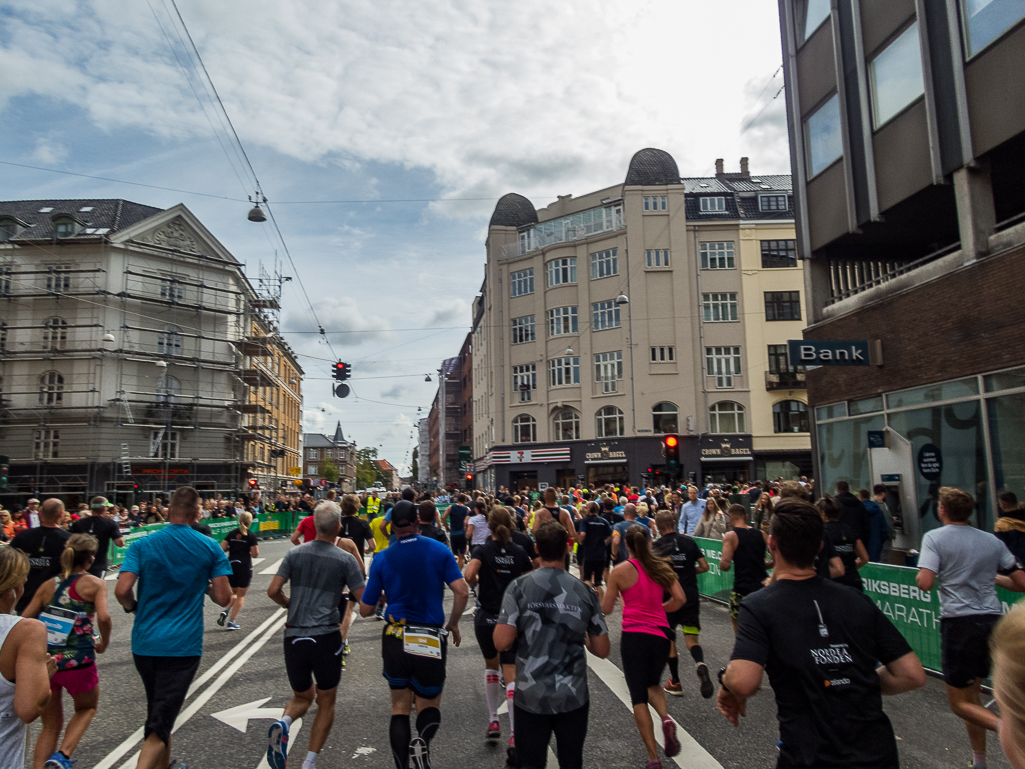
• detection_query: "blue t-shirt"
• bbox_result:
[613,519,650,563]
[362,534,462,626]
[123,524,232,657]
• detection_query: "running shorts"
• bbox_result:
[582,560,606,587]
[134,654,201,745]
[620,631,670,706]
[51,663,98,696]
[450,533,467,555]
[728,589,751,620]
[474,610,516,665]
[228,560,253,589]
[381,623,447,698]
[941,614,1001,688]
[284,630,343,692]
[666,603,701,636]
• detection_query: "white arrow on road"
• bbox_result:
[211,697,288,732]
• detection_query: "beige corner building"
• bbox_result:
[470,150,811,492]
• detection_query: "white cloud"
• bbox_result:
[30,134,68,165]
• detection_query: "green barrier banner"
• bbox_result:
[694,537,734,603]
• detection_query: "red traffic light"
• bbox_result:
[248,479,258,489]
[664,435,678,448]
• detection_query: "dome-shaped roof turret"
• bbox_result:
[489,193,538,228]
[624,148,681,186]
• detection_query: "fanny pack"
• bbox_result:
[386,620,447,659]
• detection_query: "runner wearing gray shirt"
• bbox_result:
[266,501,365,769]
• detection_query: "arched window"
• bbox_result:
[652,401,679,434]
[553,410,580,441]
[773,400,809,433]
[596,405,624,438]
[39,371,64,406]
[156,376,181,404]
[42,317,68,351]
[157,325,182,356]
[709,401,745,434]
[512,414,536,444]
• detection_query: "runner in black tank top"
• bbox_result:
[719,504,769,634]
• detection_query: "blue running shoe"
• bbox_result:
[43,754,75,769]
[267,720,289,769]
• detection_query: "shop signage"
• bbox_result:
[130,466,190,477]
[787,339,882,367]
[917,444,943,481]
[699,434,753,459]
[584,443,628,464]
[492,448,571,464]
[289,467,301,475]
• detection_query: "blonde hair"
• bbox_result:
[237,511,254,537]
[0,547,30,594]
[992,605,1025,743]
[60,534,98,579]
[636,502,649,517]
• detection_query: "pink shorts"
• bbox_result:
[50,664,98,696]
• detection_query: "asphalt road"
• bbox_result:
[40,538,1012,769]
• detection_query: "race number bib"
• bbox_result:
[403,625,443,659]
[40,606,79,646]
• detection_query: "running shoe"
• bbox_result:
[506,737,518,767]
[487,719,501,739]
[217,610,228,627]
[168,762,190,769]
[340,656,347,670]
[661,717,680,758]
[226,620,241,631]
[374,609,385,621]
[409,736,431,769]
[696,662,714,699]
[645,762,662,769]
[663,679,683,697]
[343,642,351,655]
[43,753,75,769]
[267,720,289,769]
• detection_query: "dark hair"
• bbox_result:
[341,494,360,516]
[940,487,974,522]
[490,508,514,545]
[728,503,747,518]
[544,487,557,504]
[535,521,568,561]
[417,500,436,523]
[401,487,416,502]
[835,480,850,493]
[816,494,841,520]
[770,500,824,569]
[586,501,600,516]
[624,525,677,591]
[999,490,1019,508]
[779,481,808,500]
[169,486,200,517]
[603,497,615,510]
[873,484,887,496]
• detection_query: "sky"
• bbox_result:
[0,0,790,473]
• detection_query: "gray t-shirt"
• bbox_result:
[277,540,365,637]
[498,567,608,715]
[919,524,1016,618]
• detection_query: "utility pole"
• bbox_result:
[438,367,446,489]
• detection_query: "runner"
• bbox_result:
[25,534,111,769]
[991,604,1025,769]
[69,497,125,578]
[444,494,471,568]
[218,511,259,631]
[916,487,1025,769]
[611,504,649,565]
[339,494,375,655]
[494,521,609,769]
[12,498,71,615]
[717,499,927,768]
[114,486,232,769]
[463,507,533,761]
[818,495,868,592]
[418,502,450,546]
[368,512,392,621]
[266,501,365,769]
[530,488,577,554]
[651,511,713,699]
[719,504,769,634]
[602,525,686,768]
[358,500,469,769]
[466,499,491,556]
[576,501,613,600]
[291,508,319,545]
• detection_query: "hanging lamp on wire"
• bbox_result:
[248,191,268,222]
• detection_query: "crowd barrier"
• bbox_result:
[693,537,1022,673]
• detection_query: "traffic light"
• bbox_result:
[0,455,7,490]
[663,434,680,470]
[332,362,351,381]
[248,478,259,490]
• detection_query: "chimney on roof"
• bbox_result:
[740,157,750,176]
[715,158,725,175]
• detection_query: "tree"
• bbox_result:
[356,447,380,490]
[411,447,419,483]
[318,457,340,484]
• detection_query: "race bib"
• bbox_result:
[40,606,79,646]
[403,625,443,659]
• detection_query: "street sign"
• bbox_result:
[289,467,301,475]
[787,339,882,367]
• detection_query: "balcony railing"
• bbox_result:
[500,217,626,258]
[765,371,806,390]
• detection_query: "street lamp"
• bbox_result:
[616,293,629,305]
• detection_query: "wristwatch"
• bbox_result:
[717,666,730,692]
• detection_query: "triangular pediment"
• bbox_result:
[110,204,240,264]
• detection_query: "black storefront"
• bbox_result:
[699,434,754,485]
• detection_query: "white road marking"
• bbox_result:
[211,696,287,732]
[252,557,266,565]
[259,558,283,575]
[586,651,723,769]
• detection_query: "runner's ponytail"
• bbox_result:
[624,525,677,591]
[60,533,99,579]
[486,507,512,546]
[238,511,253,537]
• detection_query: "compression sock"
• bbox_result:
[485,670,501,720]
[390,715,411,769]
[416,707,441,745]
[301,751,318,769]
[667,655,679,683]
[281,715,293,729]
[973,751,987,769]
[506,683,516,735]
[689,644,705,665]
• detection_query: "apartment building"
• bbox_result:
[471,151,810,492]
[302,422,356,492]
[428,355,464,488]
[778,0,1025,544]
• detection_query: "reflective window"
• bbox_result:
[773,400,810,433]
[761,240,798,268]
[510,269,534,297]
[870,22,925,129]
[962,0,1025,56]
[985,366,1025,392]
[816,402,848,421]
[706,346,742,389]
[594,351,623,393]
[548,357,580,387]
[39,371,64,406]
[547,258,576,287]
[512,364,536,403]
[886,377,979,409]
[511,315,535,344]
[512,414,536,444]
[700,242,735,269]
[764,291,802,321]
[553,410,580,441]
[709,402,746,434]
[804,94,843,177]
[596,406,625,438]
[699,197,726,213]
[592,300,621,331]
[652,402,679,434]
[547,306,578,336]
[590,248,619,280]
[848,395,884,415]
[799,0,832,44]
[702,293,739,322]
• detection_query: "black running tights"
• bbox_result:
[514,702,589,769]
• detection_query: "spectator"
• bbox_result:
[872,485,897,563]
[858,489,891,563]
[991,604,1025,769]
[834,481,871,548]
[996,491,1025,566]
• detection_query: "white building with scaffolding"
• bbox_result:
[0,198,296,505]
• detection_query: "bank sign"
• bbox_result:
[787,339,881,366]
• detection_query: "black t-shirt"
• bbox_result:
[510,530,538,561]
[473,538,533,614]
[70,515,123,576]
[191,522,213,537]
[601,509,624,526]
[11,527,71,613]
[653,533,703,607]
[731,527,768,595]
[224,528,258,567]
[823,521,863,591]
[447,505,470,533]
[731,577,911,769]
[419,524,449,546]
[814,535,839,579]
[578,515,613,562]
[340,516,372,555]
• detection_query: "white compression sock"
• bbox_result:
[485,670,501,720]
[304,750,317,766]
[506,683,516,735]
[281,716,293,729]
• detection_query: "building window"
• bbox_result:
[160,278,185,302]
[596,405,625,438]
[869,22,925,129]
[709,401,746,434]
[548,357,580,387]
[962,0,1025,56]
[546,258,577,287]
[54,219,76,238]
[643,196,667,211]
[699,197,726,213]
[761,240,798,268]
[0,221,18,242]
[519,204,624,254]
[157,325,182,356]
[34,429,60,459]
[511,315,536,344]
[46,265,72,293]
[700,242,735,269]
[706,346,742,389]
[553,409,580,441]
[594,351,623,393]
[152,430,179,459]
[805,93,843,177]
[0,264,11,295]
[547,306,579,336]
[42,317,68,351]
[773,400,810,433]
[765,291,802,321]
[650,345,675,363]
[156,375,181,403]
[0,322,5,351]
[512,414,536,444]
[590,248,618,280]
[512,364,537,402]
[307,464,318,475]
[510,268,534,297]
[652,402,679,434]
[798,0,831,44]
[768,344,805,375]
[308,448,318,460]
[39,371,64,405]
[592,300,621,331]
[702,293,739,322]
[645,249,670,268]
[759,194,788,212]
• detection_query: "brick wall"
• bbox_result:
[804,243,1025,405]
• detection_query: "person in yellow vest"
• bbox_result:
[366,495,381,522]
